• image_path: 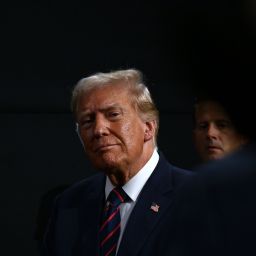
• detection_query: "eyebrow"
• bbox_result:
[78,104,123,117]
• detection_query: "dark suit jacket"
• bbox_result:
[42,153,192,256]
[165,142,256,256]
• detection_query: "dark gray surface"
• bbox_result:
[1,1,245,255]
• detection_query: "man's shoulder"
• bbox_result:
[56,173,105,207]
[156,151,195,190]
[158,151,193,176]
[170,165,194,176]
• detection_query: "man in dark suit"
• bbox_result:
[165,2,256,255]
[42,69,192,256]
[168,141,256,256]
[165,83,256,256]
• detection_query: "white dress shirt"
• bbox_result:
[104,149,159,253]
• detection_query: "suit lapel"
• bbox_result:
[72,175,105,256]
[117,155,175,256]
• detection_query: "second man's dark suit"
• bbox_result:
[164,142,256,256]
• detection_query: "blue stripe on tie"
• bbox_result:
[99,187,130,256]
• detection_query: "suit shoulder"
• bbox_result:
[158,152,193,176]
[56,173,105,207]
[171,165,194,176]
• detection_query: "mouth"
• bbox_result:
[207,146,223,152]
[94,144,117,153]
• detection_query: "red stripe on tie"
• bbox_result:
[113,189,124,202]
[99,188,127,256]
[100,223,121,247]
[99,208,119,232]
[105,244,117,256]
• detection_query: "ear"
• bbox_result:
[241,135,249,146]
[76,123,85,149]
[144,120,156,142]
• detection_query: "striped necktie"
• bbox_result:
[99,187,129,256]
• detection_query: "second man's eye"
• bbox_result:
[197,122,208,130]
[217,121,231,129]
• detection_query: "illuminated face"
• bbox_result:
[194,100,247,162]
[76,83,154,174]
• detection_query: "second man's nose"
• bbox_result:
[207,124,219,138]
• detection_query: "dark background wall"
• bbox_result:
[1,1,247,255]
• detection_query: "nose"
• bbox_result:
[207,124,219,139]
[93,114,109,138]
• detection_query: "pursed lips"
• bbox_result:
[93,144,117,152]
[207,145,223,151]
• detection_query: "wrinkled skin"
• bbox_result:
[76,83,156,185]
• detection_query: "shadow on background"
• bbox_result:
[1,0,254,255]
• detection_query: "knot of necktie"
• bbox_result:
[107,187,130,208]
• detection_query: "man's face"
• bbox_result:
[76,84,151,173]
[194,101,247,162]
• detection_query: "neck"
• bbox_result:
[107,147,155,186]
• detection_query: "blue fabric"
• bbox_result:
[42,152,194,256]
[99,188,129,256]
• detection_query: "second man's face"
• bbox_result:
[76,83,149,173]
[193,101,247,162]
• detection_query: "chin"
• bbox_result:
[208,154,223,161]
[91,151,125,171]
[93,158,120,171]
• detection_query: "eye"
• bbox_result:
[216,121,231,129]
[107,110,122,120]
[196,122,208,130]
[79,115,94,128]
[110,112,120,117]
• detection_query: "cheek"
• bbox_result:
[120,121,144,143]
[226,135,242,147]
[121,123,134,143]
[79,132,92,149]
[197,131,209,142]
[194,133,203,144]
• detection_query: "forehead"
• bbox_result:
[195,101,230,120]
[77,83,132,111]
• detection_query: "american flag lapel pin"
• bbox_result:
[150,202,160,213]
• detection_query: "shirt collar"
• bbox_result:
[105,149,159,201]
